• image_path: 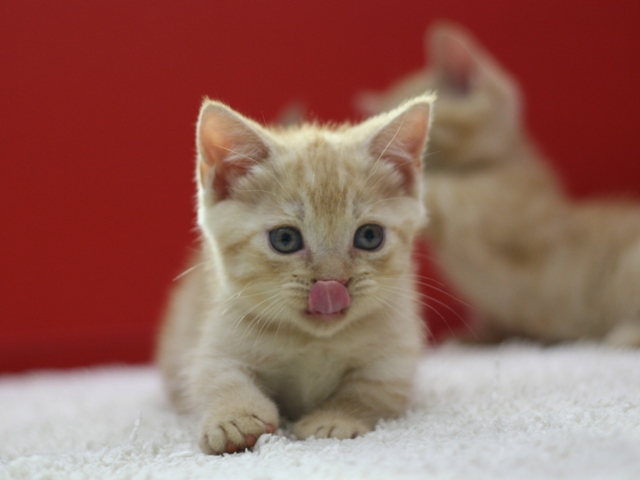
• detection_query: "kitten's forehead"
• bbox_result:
[239,124,414,242]
[276,129,370,213]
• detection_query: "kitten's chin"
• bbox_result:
[304,309,348,323]
[291,308,354,337]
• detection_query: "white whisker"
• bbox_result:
[374,289,446,341]
[226,290,285,340]
[251,299,290,355]
[377,272,470,307]
[173,261,209,281]
[375,283,477,340]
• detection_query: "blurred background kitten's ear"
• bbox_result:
[276,101,307,127]
[353,70,431,119]
[427,21,522,122]
[428,22,481,94]
[353,91,384,118]
[353,22,486,117]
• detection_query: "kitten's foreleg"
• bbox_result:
[190,361,279,454]
[292,358,415,440]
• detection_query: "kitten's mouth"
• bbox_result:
[307,280,351,322]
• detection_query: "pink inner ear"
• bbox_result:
[369,103,430,192]
[398,106,431,166]
[200,156,253,200]
[434,31,477,93]
[198,105,269,200]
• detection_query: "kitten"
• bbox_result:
[356,22,640,346]
[157,94,434,454]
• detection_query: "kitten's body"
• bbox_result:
[157,96,433,454]
[357,23,640,346]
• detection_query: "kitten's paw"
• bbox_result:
[199,400,279,455]
[292,411,371,440]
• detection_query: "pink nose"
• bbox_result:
[308,280,351,315]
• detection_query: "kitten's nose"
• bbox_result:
[308,280,351,316]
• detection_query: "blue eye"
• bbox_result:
[354,224,384,251]
[269,227,303,254]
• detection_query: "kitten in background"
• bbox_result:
[157,94,434,454]
[356,22,640,346]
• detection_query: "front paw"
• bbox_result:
[199,400,279,455]
[292,410,371,440]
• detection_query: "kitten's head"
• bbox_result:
[196,95,433,337]
[355,22,522,168]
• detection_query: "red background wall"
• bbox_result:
[2,1,639,372]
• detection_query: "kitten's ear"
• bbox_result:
[197,100,272,201]
[427,23,480,94]
[353,90,386,117]
[367,94,434,196]
[276,100,306,127]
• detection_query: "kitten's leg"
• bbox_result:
[292,356,415,440]
[191,363,279,454]
[604,320,640,347]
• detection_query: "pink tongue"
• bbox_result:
[308,280,351,315]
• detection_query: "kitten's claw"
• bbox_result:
[199,403,278,455]
[292,411,371,440]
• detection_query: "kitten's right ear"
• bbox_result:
[197,100,272,201]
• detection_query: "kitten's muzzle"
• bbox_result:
[307,279,351,320]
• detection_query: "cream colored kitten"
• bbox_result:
[356,22,640,346]
[157,95,434,454]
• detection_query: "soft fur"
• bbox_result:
[356,22,640,346]
[157,95,434,454]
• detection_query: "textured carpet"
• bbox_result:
[1,343,639,480]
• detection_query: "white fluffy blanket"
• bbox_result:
[1,343,639,480]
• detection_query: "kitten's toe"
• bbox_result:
[292,411,371,440]
[199,403,278,455]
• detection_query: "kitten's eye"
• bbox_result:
[354,224,384,251]
[269,227,303,254]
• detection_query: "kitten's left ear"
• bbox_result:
[367,94,434,196]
